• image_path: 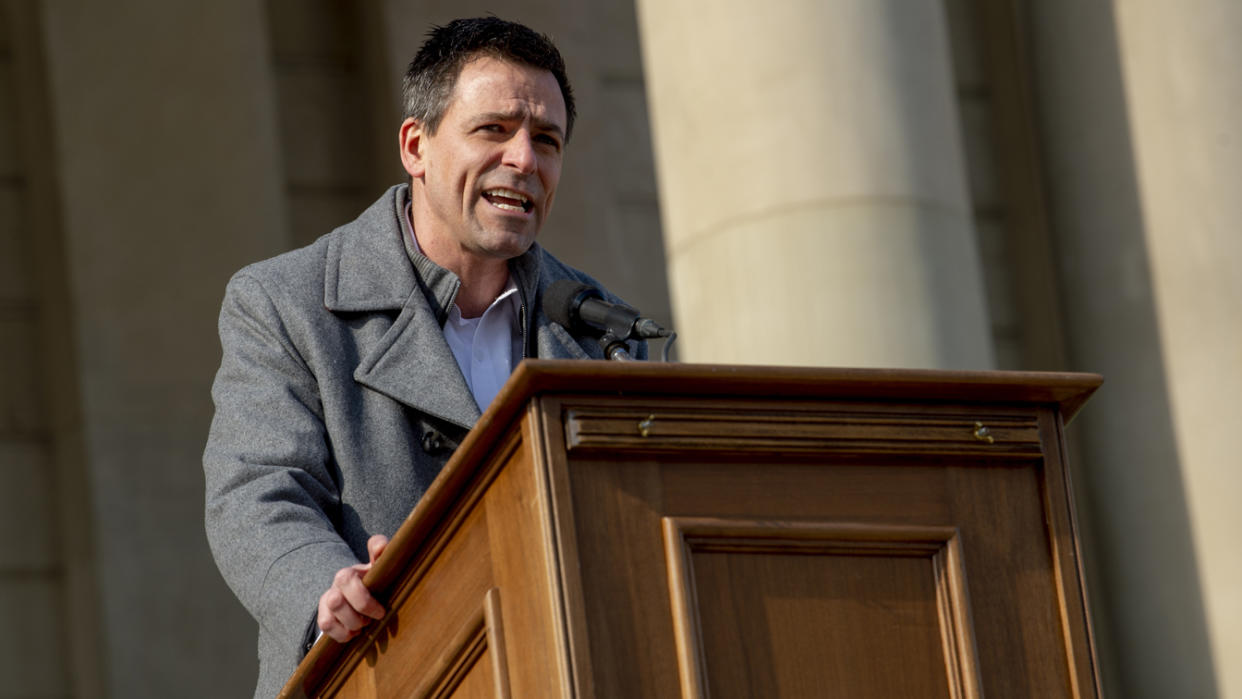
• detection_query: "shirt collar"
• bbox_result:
[445,276,520,325]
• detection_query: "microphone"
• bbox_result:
[544,280,671,360]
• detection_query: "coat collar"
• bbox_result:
[322,185,590,430]
[323,185,418,313]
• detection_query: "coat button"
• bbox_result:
[421,428,453,455]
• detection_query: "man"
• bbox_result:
[203,18,640,698]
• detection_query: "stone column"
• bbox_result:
[38,1,287,695]
[635,0,993,368]
[1108,12,1242,695]
[1029,1,1242,696]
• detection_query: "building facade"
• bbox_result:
[1,0,1237,696]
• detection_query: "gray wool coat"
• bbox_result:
[204,184,638,698]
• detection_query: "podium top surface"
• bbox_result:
[496,360,1102,424]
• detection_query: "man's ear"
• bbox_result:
[398,117,427,178]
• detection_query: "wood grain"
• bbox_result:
[482,415,572,698]
[661,518,982,699]
[566,406,1041,458]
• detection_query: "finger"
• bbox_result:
[338,567,385,620]
[367,534,389,564]
[324,626,356,644]
[318,588,367,642]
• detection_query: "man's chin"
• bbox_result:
[477,231,537,261]
[466,208,541,256]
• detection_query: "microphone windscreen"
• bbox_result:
[543,279,600,329]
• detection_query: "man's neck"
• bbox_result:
[405,203,510,319]
[448,258,509,318]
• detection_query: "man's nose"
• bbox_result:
[502,130,538,174]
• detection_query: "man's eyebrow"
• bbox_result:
[474,111,565,140]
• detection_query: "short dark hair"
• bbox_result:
[402,17,576,141]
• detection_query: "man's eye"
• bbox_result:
[535,134,562,150]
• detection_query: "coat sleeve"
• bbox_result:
[203,272,359,659]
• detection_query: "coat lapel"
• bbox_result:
[353,288,481,429]
[511,245,595,362]
[532,304,594,360]
[324,185,481,430]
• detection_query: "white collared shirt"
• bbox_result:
[442,279,519,411]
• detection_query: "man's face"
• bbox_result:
[402,56,567,264]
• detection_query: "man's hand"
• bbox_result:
[316,534,389,642]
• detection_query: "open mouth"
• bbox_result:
[482,188,533,213]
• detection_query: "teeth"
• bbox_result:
[491,201,525,212]
[485,188,530,203]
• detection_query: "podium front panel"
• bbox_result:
[541,395,1095,699]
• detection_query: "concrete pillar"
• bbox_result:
[2,2,99,695]
[635,0,993,368]
[39,1,287,695]
[1107,10,1242,694]
[1028,1,1240,696]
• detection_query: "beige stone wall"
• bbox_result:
[268,0,398,249]
[0,93,72,692]
[942,0,1068,371]
[0,3,78,695]
[36,0,290,695]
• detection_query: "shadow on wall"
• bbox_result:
[1024,1,1218,697]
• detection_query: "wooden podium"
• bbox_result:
[280,360,1103,699]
